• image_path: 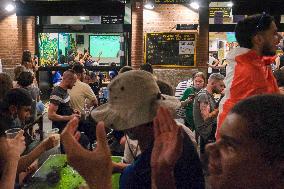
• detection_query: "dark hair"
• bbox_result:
[235,14,274,48]
[110,62,116,67]
[72,63,85,74]
[230,94,284,164]
[14,66,26,81]
[140,63,153,74]
[119,66,133,74]
[208,73,224,81]
[17,71,34,87]
[22,50,32,63]
[273,70,284,87]
[157,80,174,96]
[1,88,33,111]
[0,73,13,101]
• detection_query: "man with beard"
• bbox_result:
[193,73,225,155]
[216,13,282,139]
[48,70,81,133]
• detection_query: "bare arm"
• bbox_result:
[180,97,194,107]
[112,162,129,174]
[275,56,280,69]
[48,103,76,122]
[200,102,211,120]
[0,132,26,189]
[18,136,59,172]
[0,158,19,189]
[195,102,218,140]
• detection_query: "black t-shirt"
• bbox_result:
[50,86,73,132]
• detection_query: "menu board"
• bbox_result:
[145,32,196,67]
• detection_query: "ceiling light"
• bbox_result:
[190,2,199,10]
[5,4,15,12]
[80,16,86,20]
[227,2,233,7]
[144,2,154,10]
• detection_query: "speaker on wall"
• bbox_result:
[76,35,84,44]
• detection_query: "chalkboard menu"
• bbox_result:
[145,33,196,67]
[155,0,190,4]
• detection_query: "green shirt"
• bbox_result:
[180,87,196,131]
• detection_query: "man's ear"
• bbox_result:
[252,34,264,47]
[8,105,17,115]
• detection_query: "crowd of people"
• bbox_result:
[0,13,284,189]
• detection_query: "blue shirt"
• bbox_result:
[119,136,205,189]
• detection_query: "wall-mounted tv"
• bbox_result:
[89,35,121,58]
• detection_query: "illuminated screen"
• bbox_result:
[89,35,120,58]
[226,32,237,43]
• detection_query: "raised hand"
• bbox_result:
[43,134,60,151]
[61,117,112,189]
[0,131,26,189]
[151,107,183,189]
[4,130,26,161]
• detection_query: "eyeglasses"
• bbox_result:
[255,12,266,32]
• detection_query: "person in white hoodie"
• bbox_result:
[216,13,282,139]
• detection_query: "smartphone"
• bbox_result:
[188,94,195,99]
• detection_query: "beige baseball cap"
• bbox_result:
[91,70,180,131]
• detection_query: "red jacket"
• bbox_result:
[216,48,279,140]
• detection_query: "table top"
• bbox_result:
[23,154,122,189]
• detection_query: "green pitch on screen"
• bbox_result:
[90,35,120,58]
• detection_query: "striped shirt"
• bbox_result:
[175,79,193,118]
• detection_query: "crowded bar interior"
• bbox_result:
[0,0,284,188]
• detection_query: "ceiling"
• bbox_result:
[1,0,284,17]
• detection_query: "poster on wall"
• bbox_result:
[179,41,195,55]
[209,7,231,18]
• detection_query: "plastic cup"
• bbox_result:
[45,128,60,148]
[5,128,22,139]
[45,128,59,137]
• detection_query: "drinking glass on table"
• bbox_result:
[38,128,61,164]
[5,128,22,139]
[45,128,60,148]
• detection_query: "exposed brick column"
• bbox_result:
[22,16,36,54]
[0,14,23,69]
[196,0,209,72]
[0,15,35,73]
[131,0,144,69]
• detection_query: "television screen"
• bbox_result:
[89,35,121,58]
[226,32,237,43]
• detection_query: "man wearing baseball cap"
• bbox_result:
[91,70,204,188]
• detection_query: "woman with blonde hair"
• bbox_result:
[180,72,206,131]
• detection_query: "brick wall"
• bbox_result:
[141,4,208,88]
[0,14,35,74]
[143,4,199,33]
[131,0,144,69]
